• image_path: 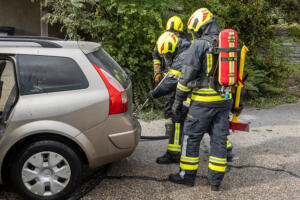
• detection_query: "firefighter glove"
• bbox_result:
[147,90,156,99]
[172,99,183,116]
[154,73,163,83]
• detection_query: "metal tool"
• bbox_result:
[134,72,170,116]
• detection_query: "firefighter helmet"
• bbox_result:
[156,32,178,54]
[166,16,183,32]
[187,8,214,33]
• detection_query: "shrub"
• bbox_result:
[41,0,296,108]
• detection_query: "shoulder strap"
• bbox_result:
[199,35,218,49]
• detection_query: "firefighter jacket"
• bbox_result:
[175,21,232,108]
[151,44,190,98]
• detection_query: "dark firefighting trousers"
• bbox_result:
[166,104,188,156]
[179,105,230,186]
[164,91,175,130]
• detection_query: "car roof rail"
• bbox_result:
[0,36,62,48]
[0,36,64,41]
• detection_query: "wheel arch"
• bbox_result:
[1,133,89,184]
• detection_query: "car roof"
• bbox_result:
[0,36,101,54]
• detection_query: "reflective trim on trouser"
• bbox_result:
[168,123,181,153]
[227,140,232,148]
[180,162,199,170]
[209,156,227,172]
[208,162,227,172]
[209,156,227,164]
[181,155,199,163]
[180,155,199,170]
[174,123,180,145]
[168,144,181,152]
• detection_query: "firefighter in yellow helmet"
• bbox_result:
[152,16,190,138]
[148,31,190,164]
[169,8,232,191]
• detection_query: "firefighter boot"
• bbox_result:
[227,147,234,162]
[156,152,180,164]
[211,185,220,191]
[168,173,195,187]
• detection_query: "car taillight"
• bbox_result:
[92,63,128,114]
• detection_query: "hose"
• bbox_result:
[140,135,169,140]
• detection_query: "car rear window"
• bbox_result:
[86,48,129,88]
[17,55,89,95]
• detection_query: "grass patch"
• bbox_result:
[137,108,164,121]
[245,92,300,109]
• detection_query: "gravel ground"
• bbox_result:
[1,103,300,200]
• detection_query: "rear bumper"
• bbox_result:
[81,113,140,168]
[108,118,141,149]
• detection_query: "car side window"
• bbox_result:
[17,55,89,95]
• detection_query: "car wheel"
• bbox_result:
[10,140,82,200]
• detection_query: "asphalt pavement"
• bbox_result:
[1,103,300,200]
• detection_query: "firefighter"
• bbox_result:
[169,8,235,191]
[152,16,189,137]
[148,31,190,164]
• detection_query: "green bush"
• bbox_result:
[41,0,296,108]
[270,0,300,24]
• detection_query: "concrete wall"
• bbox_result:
[275,28,300,64]
[0,0,41,36]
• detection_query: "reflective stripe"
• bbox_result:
[180,163,199,170]
[209,156,227,164]
[165,118,173,125]
[185,97,191,104]
[168,143,181,152]
[181,135,188,156]
[206,53,212,76]
[227,140,232,148]
[177,82,191,92]
[169,69,181,77]
[193,88,218,93]
[181,155,199,163]
[193,89,218,94]
[153,59,161,65]
[191,93,232,102]
[208,163,226,172]
[168,144,181,152]
[174,123,180,145]
[229,41,234,85]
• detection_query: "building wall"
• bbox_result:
[0,0,41,36]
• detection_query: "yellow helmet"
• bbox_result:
[156,32,178,54]
[187,8,214,33]
[166,16,183,32]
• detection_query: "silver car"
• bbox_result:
[0,36,140,200]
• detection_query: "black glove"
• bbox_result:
[172,99,183,116]
[147,90,155,99]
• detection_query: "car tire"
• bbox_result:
[10,140,82,200]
